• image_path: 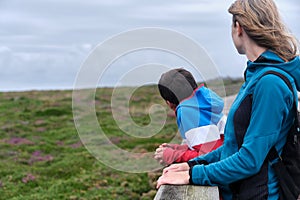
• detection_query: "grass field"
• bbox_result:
[0,78,243,200]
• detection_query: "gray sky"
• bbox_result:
[0,0,299,91]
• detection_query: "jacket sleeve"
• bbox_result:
[175,149,199,162]
[190,75,294,185]
[189,143,223,165]
[176,135,224,162]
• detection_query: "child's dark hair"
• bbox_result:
[158,68,198,106]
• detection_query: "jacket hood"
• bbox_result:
[177,86,224,115]
[247,50,300,91]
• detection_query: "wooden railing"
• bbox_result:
[154,185,219,200]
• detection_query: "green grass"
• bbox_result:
[0,78,243,200]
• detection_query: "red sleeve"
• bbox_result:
[175,135,224,162]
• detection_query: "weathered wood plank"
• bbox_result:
[154,185,219,200]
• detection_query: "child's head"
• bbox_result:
[158,68,197,108]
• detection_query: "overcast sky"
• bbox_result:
[0,0,299,91]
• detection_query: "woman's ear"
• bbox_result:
[236,21,243,36]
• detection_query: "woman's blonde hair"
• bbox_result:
[228,0,299,61]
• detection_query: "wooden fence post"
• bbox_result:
[154,185,219,200]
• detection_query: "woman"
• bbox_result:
[156,0,300,199]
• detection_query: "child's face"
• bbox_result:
[166,101,176,111]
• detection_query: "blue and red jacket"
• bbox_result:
[175,85,226,162]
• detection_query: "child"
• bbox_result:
[154,68,226,165]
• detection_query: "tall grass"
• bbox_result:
[0,78,243,199]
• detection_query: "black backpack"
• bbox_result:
[230,70,300,200]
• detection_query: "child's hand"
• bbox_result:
[154,146,167,165]
[159,143,170,148]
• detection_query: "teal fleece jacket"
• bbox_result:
[189,51,300,200]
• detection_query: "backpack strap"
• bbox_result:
[262,70,299,135]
